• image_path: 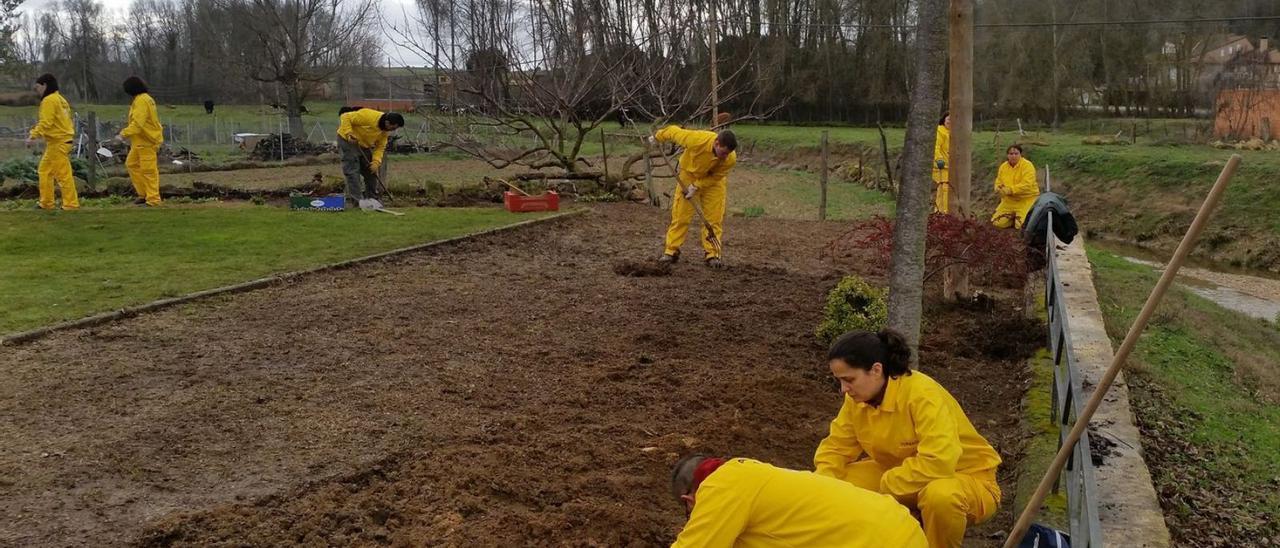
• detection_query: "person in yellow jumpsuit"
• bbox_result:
[336,107,404,209]
[813,329,1002,548]
[991,144,1039,229]
[932,113,950,213]
[650,125,737,269]
[26,74,78,211]
[671,455,927,547]
[118,76,163,207]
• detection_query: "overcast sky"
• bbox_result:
[16,0,436,67]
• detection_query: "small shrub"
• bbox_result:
[0,158,38,182]
[815,275,888,345]
[250,195,267,206]
[743,206,765,218]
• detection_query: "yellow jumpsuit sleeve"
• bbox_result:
[337,111,356,141]
[370,131,389,167]
[879,390,963,497]
[654,125,709,149]
[813,398,864,478]
[670,480,753,548]
[121,95,151,140]
[933,127,949,183]
[30,97,55,140]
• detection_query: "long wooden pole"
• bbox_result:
[709,2,719,122]
[945,0,973,299]
[1002,154,1242,547]
[819,130,829,221]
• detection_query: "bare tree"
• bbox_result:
[885,0,948,359]
[0,0,24,71]
[211,0,378,135]
[386,0,783,192]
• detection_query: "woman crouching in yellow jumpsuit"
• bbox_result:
[991,144,1039,229]
[119,76,164,207]
[814,329,1001,548]
[26,74,78,211]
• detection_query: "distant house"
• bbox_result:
[1195,36,1280,139]
[1195,35,1280,91]
[331,67,462,110]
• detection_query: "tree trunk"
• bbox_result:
[285,83,304,137]
[886,0,948,361]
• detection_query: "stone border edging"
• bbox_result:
[1,208,588,346]
[1055,235,1172,547]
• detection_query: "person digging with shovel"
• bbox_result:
[336,107,404,210]
[649,124,737,269]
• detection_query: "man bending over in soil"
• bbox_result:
[336,107,404,209]
[649,125,737,269]
[669,455,926,547]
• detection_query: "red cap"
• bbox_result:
[689,457,727,494]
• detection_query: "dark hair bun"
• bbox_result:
[877,329,912,375]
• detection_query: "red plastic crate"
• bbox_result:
[503,191,560,213]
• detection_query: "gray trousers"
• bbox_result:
[338,138,386,202]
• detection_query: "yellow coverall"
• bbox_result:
[991,158,1039,229]
[673,458,927,548]
[30,91,78,210]
[122,92,164,206]
[932,125,950,214]
[814,371,1002,548]
[655,125,737,259]
[337,108,390,169]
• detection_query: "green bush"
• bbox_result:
[0,158,38,182]
[0,157,90,184]
[815,275,888,345]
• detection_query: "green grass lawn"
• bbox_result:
[729,166,895,221]
[0,204,549,334]
[1089,248,1280,540]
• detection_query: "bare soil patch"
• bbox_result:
[0,203,1036,547]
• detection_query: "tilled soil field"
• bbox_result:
[0,203,1036,547]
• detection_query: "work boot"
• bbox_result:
[705,257,725,269]
[133,198,146,205]
[658,250,680,264]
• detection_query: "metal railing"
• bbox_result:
[1043,167,1104,547]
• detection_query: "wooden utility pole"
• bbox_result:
[945,0,973,300]
[709,2,720,122]
[819,130,829,220]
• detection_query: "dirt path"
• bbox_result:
[0,204,1034,547]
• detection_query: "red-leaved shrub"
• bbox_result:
[826,213,1036,288]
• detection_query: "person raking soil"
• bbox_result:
[336,107,404,210]
[669,455,927,547]
[649,125,738,269]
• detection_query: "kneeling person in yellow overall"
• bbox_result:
[991,144,1039,229]
[119,76,163,207]
[651,125,737,269]
[26,74,78,211]
[814,329,1002,548]
[671,455,927,547]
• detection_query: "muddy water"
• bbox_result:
[1094,241,1280,323]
